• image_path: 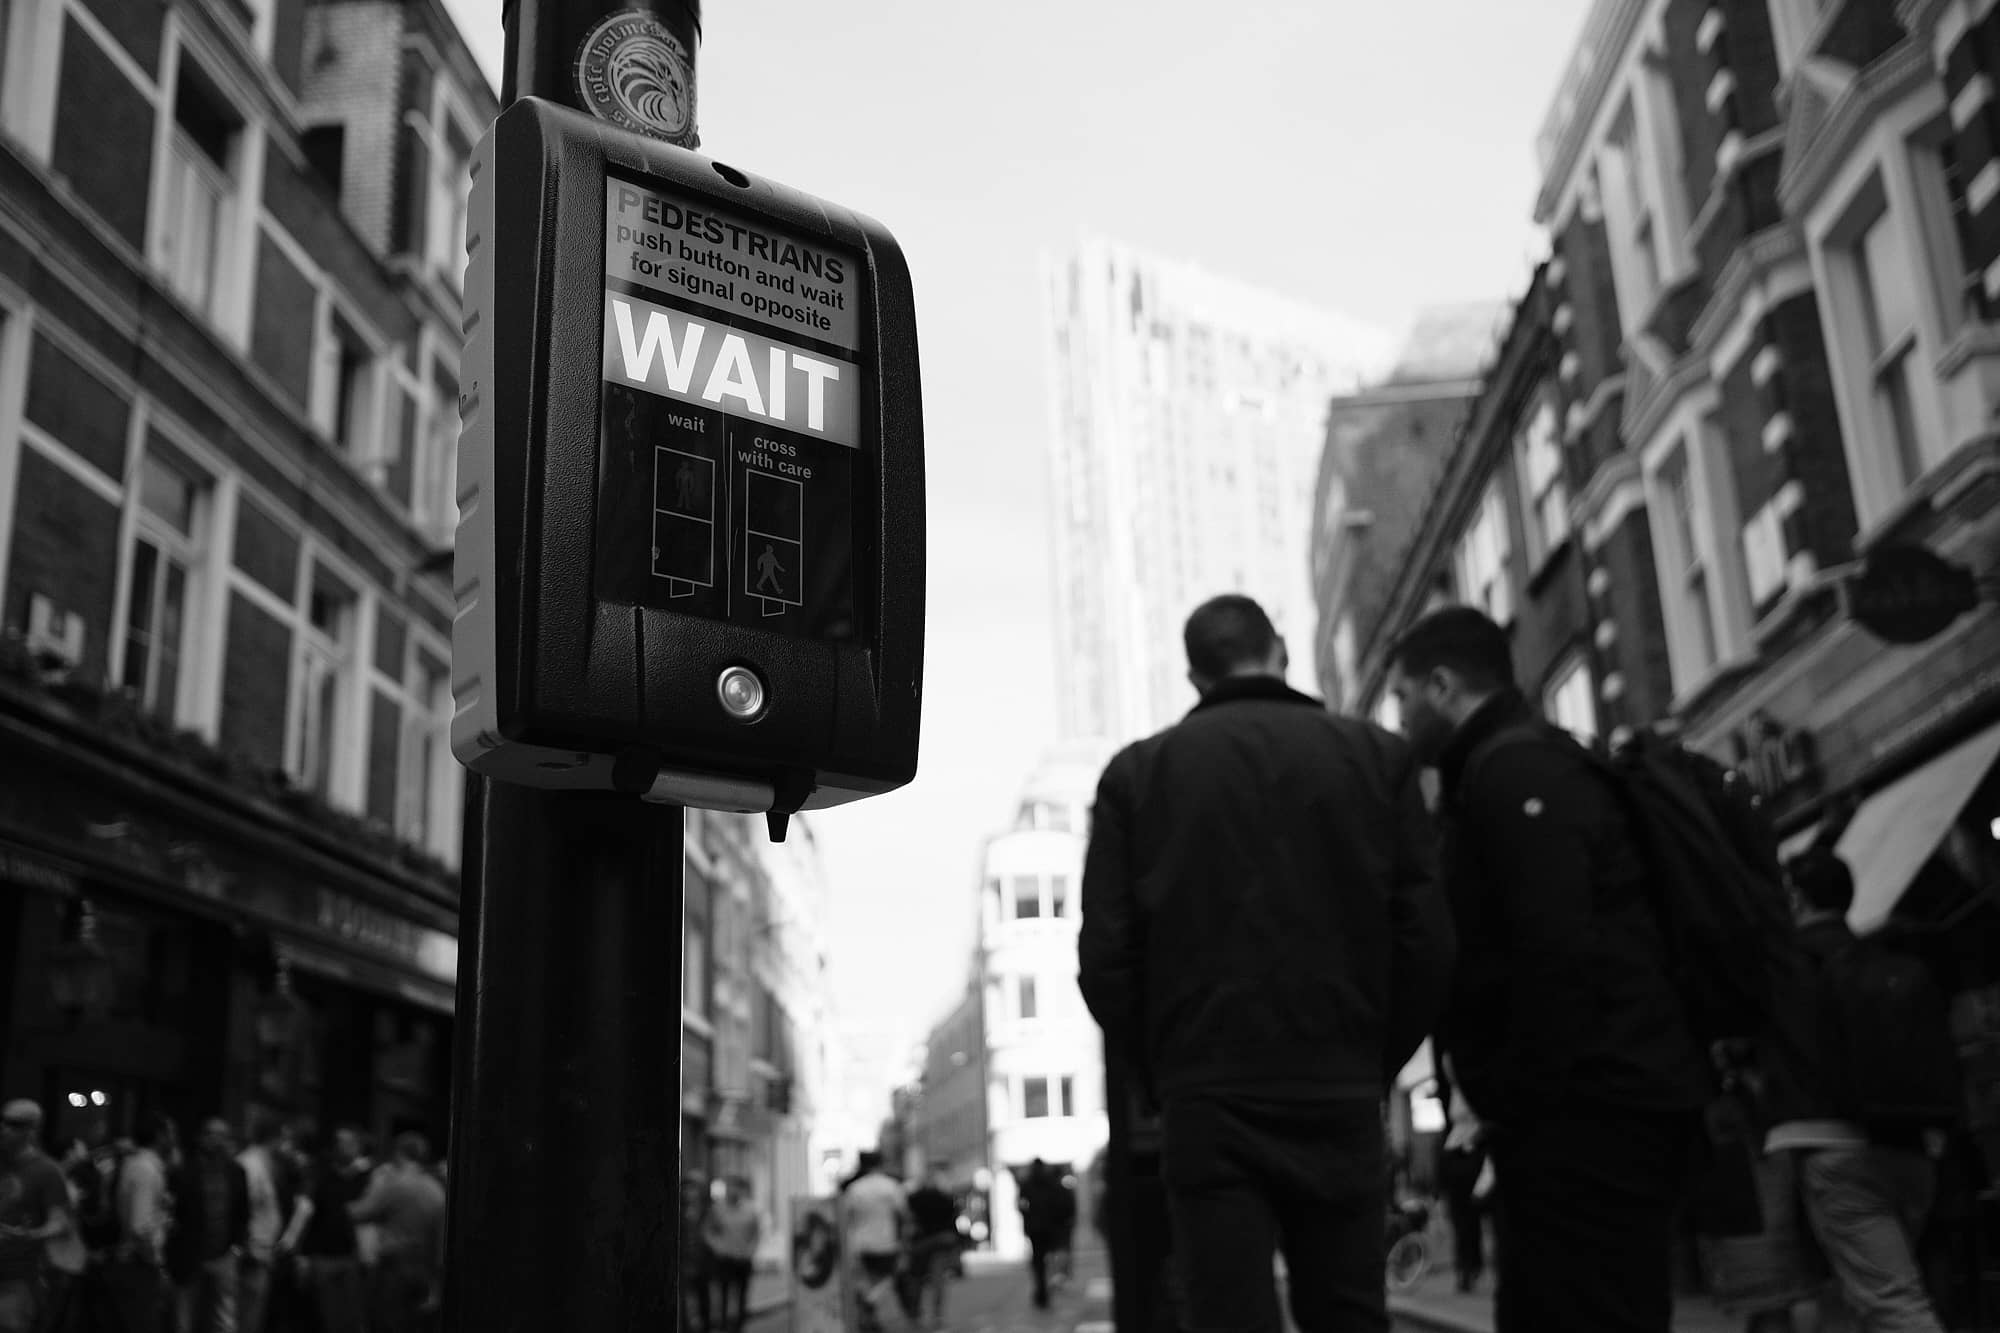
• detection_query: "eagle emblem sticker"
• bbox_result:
[574,10,696,144]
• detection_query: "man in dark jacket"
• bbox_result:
[1760,849,1947,1333]
[169,1117,251,1333]
[1386,607,1711,1333]
[1080,593,1455,1333]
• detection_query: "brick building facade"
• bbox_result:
[0,0,492,1151]
[1354,0,2000,1318]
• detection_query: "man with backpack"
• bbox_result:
[1759,848,1955,1333]
[1387,608,1713,1333]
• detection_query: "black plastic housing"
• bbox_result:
[453,98,924,813]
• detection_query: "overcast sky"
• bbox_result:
[442,0,1596,1116]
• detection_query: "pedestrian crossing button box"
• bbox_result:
[452,98,925,827]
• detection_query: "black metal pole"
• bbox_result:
[443,5,702,1331]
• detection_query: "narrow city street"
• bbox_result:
[731,1248,1463,1333]
[744,1249,1115,1333]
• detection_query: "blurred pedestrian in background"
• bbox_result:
[703,1176,760,1333]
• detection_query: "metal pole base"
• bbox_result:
[443,776,685,1332]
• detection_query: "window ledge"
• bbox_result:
[1524,534,1577,598]
[1750,579,1840,652]
[1934,323,2000,381]
[1852,434,2000,551]
[1670,649,1762,720]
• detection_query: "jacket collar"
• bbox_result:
[1188,674,1326,715]
[1436,687,1532,797]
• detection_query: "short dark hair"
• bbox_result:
[1788,848,1855,916]
[1183,595,1279,681]
[1389,607,1515,690]
[394,1131,431,1165]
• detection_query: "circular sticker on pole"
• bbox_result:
[574,10,696,144]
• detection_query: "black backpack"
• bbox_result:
[1471,724,1795,1054]
[1595,732,1798,1051]
[1817,932,1962,1133]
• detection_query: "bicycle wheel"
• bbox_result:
[1386,1233,1430,1291]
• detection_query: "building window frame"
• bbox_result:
[109,429,215,729]
[424,79,482,291]
[1806,108,1963,535]
[1514,385,1569,571]
[384,627,460,867]
[283,552,368,809]
[1542,653,1597,744]
[1641,400,1751,701]
[1766,0,1830,78]
[1454,475,1516,628]
[1596,67,1694,338]
[147,33,260,339]
[0,0,65,162]
[311,296,387,471]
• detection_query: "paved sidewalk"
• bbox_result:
[1388,1268,1738,1333]
[747,1262,791,1317]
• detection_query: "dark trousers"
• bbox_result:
[97,1259,169,1333]
[710,1258,752,1333]
[1161,1095,1388,1333]
[679,1261,711,1333]
[1490,1110,1693,1333]
[1028,1237,1055,1308]
[1444,1182,1485,1284]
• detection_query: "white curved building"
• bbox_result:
[978,740,1114,1259]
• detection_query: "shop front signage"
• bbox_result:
[1844,545,1981,645]
[1730,711,1822,805]
[0,842,81,895]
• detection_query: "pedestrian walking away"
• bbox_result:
[1754,847,1957,1333]
[1080,593,1456,1333]
[1387,607,1713,1333]
[1017,1159,1072,1311]
[703,1176,762,1333]
[905,1164,960,1330]
[348,1131,446,1333]
[840,1152,908,1333]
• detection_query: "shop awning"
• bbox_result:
[1778,824,1823,863]
[280,937,456,1015]
[1836,721,2000,935]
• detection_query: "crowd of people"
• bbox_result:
[0,1103,447,1333]
[1079,595,1969,1333]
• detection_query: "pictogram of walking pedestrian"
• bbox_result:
[741,467,803,615]
[755,543,785,593]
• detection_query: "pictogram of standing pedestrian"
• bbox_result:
[675,461,697,511]
[755,543,785,593]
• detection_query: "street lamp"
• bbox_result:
[47,899,115,1022]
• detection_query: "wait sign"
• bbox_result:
[602,294,861,447]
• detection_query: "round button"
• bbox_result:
[716,666,767,720]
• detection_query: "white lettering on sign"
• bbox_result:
[604,292,860,447]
